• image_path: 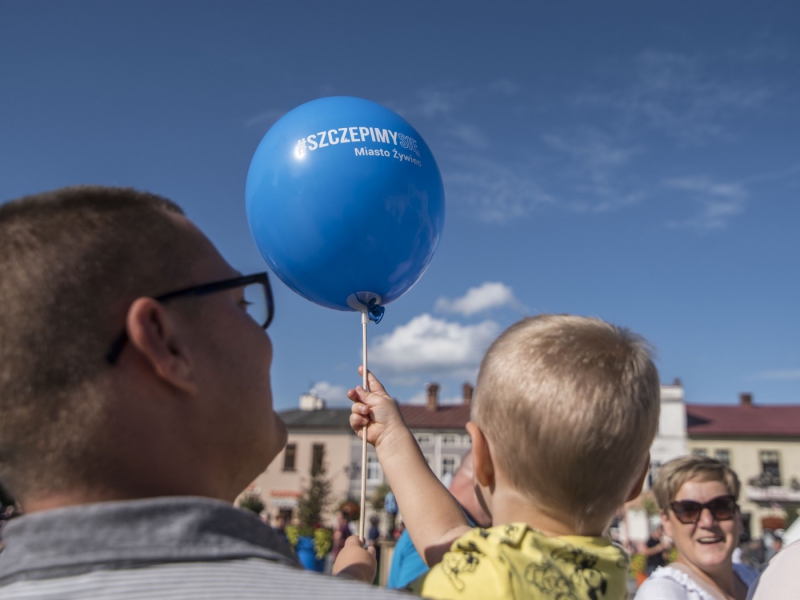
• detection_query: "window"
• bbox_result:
[442,456,459,477]
[692,448,708,457]
[760,450,781,485]
[416,434,432,446]
[714,449,730,466]
[311,444,325,475]
[441,434,458,446]
[283,444,296,471]
[367,456,383,482]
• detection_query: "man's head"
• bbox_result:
[0,186,285,509]
[469,315,660,531]
[448,451,491,528]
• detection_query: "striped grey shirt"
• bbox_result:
[0,497,410,599]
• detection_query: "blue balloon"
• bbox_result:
[246,96,445,316]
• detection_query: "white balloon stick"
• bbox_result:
[359,310,369,544]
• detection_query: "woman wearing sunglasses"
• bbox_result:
[635,455,759,600]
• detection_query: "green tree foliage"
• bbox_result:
[238,494,265,516]
[297,447,331,529]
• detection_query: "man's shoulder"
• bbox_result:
[748,540,800,600]
[0,497,299,584]
[0,558,410,600]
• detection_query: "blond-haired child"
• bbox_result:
[334,315,661,599]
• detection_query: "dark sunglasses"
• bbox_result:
[669,495,738,524]
[106,272,273,364]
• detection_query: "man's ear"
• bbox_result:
[466,422,494,488]
[126,297,198,395]
[626,452,651,503]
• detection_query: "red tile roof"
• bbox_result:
[400,404,471,430]
[687,404,800,437]
[278,403,472,432]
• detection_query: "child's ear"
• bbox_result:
[466,422,494,488]
[625,452,651,503]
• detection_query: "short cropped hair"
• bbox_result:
[653,455,740,511]
[472,315,660,528]
[0,186,199,498]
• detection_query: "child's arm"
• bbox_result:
[349,369,472,566]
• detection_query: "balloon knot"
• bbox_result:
[367,299,384,324]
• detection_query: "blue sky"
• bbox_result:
[2,1,798,410]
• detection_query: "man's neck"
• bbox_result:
[21,482,233,515]
[21,489,135,514]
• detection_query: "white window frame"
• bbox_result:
[441,455,460,477]
[441,434,458,446]
[366,455,383,483]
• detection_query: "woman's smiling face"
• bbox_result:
[662,478,740,575]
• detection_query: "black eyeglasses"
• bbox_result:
[669,495,738,524]
[106,272,274,364]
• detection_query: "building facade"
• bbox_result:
[686,393,800,538]
[250,384,473,523]
[241,394,353,519]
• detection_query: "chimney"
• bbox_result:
[462,382,474,405]
[740,393,753,408]
[426,382,439,411]
[673,377,682,387]
[299,393,325,411]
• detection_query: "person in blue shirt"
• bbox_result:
[386,451,490,589]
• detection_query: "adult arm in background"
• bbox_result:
[386,529,428,589]
[640,538,671,557]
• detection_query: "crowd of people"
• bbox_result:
[0,186,796,599]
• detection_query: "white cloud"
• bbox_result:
[309,381,349,404]
[572,50,772,145]
[444,123,488,149]
[540,128,646,213]
[369,314,500,383]
[435,282,520,316]
[663,176,748,230]
[244,109,286,129]
[443,153,556,223]
[754,369,800,381]
[488,79,519,96]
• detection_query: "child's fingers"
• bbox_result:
[349,413,370,430]
[357,367,388,395]
[343,535,364,549]
[366,370,388,394]
[350,402,370,417]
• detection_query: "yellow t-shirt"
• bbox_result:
[410,524,628,600]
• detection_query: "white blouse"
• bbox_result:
[634,564,759,600]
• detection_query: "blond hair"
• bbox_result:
[472,315,660,528]
[653,455,740,511]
